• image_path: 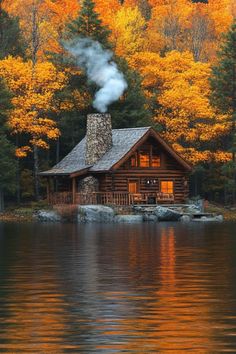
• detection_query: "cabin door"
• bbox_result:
[128,180,139,193]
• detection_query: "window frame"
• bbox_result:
[129,145,161,169]
[160,180,174,194]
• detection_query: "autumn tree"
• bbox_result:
[124,0,151,20]
[129,50,231,164]
[109,6,146,58]
[0,78,16,211]
[146,0,234,61]
[0,57,67,200]
[93,0,121,27]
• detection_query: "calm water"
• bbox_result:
[0,222,236,353]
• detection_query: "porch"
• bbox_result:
[48,191,175,206]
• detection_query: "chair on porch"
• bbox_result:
[156,192,174,203]
[133,193,148,204]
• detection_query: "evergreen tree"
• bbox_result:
[210,21,236,203]
[50,0,151,161]
[210,20,236,160]
[0,78,16,211]
[0,2,24,59]
[109,59,152,128]
[65,0,111,48]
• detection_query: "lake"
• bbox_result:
[0,222,236,353]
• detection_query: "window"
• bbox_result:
[130,153,138,167]
[152,154,161,167]
[161,181,174,194]
[129,146,160,168]
[139,151,150,167]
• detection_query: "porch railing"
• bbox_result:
[49,192,174,205]
[48,191,73,205]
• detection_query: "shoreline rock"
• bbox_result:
[154,206,182,221]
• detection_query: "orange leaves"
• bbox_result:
[129,50,231,164]
[145,0,234,61]
[0,56,67,157]
[94,0,121,27]
[42,0,80,29]
[15,146,32,158]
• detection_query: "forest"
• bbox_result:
[0,0,235,209]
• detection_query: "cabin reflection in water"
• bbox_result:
[91,226,217,353]
[0,223,229,352]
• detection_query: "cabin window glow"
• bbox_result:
[130,153,138,167]
[139,151,150,167]
[161,181,174,194]
[152,154,161,167]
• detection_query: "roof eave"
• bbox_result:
[39,171,70,177]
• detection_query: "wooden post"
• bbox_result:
[72,178,76,204]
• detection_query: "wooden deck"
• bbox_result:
[48,192,175,205]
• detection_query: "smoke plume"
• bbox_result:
[65,38,128,113]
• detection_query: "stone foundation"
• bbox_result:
[78,176,99,193]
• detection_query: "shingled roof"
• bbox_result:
[40,127,151,176]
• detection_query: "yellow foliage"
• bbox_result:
[0,56,67,157]
[129,50,231,164]
[15,146,32,158]
[109,6,146,57]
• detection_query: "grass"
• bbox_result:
[205,202,236,221]
[0,200,51,222]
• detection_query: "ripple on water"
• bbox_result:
[0,222,236,352]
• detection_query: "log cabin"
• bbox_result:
[40,113,192,205]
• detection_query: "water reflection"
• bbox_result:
[0,222,236,352]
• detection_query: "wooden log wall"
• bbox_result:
[98,170,189,203]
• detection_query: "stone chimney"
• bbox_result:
[86,113,112,165]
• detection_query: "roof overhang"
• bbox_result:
[69,168,90,178]
[39,171,70,177]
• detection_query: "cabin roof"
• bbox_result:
[40,126,191,176]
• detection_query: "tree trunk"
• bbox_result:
[0,188,4,212]
[16,158,21,205]
[232,113,236,205]
[33,145,40,201]
[194,172,198,196]
[56,138,60,164]
[15,135,21,205]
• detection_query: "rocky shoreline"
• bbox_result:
[34,204,223,223]
[0,202,229,223]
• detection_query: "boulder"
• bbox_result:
[215,215,224,222]
[143,213,158,222]
[180,215,191,222]
[193,215,224,222]
[185,205,201,214]
[35,210,61,222]
[78,205,115,223]
[154,206,182,221]
[115,214,143,223]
